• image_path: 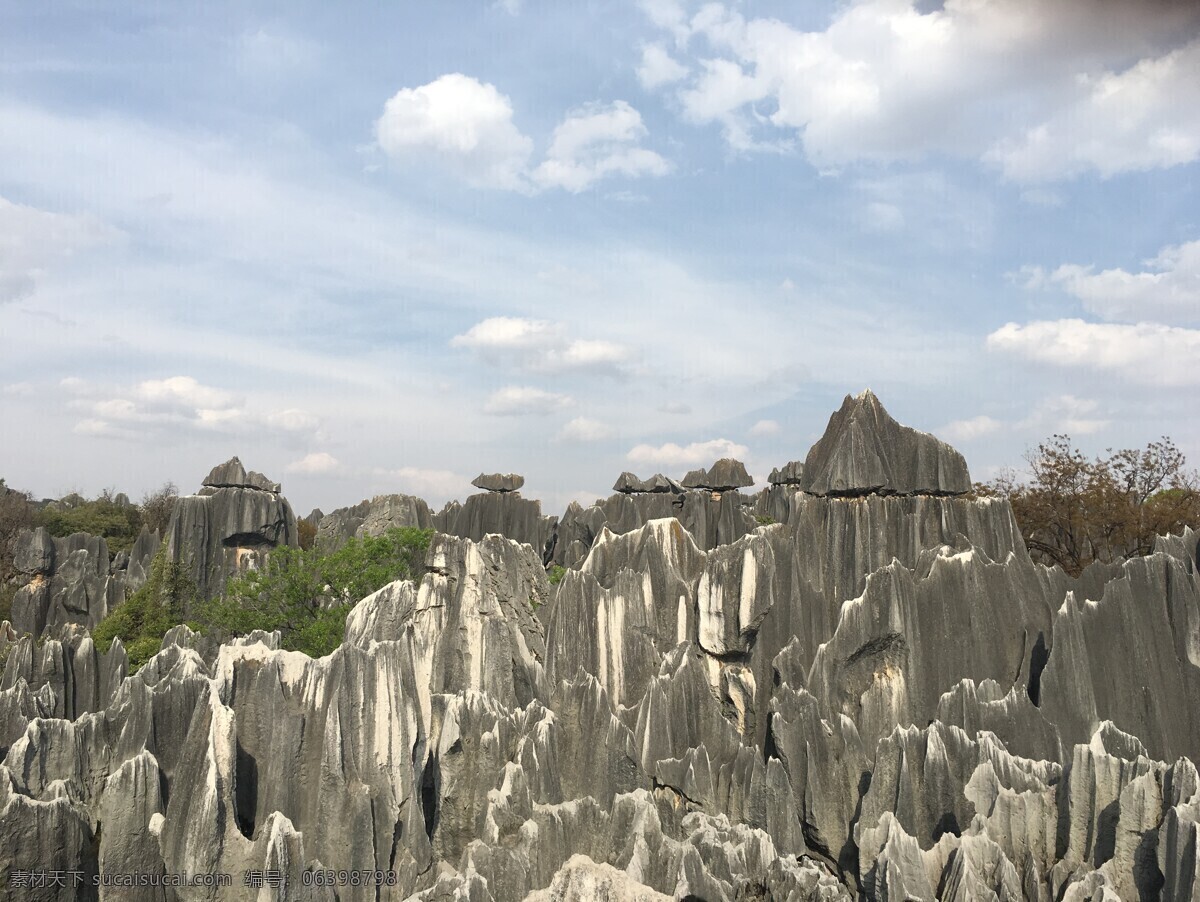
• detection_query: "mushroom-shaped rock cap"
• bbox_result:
[799,390,971,496]
[471,472,525,493]
[705,458,754,491]
[768,461,805,485]
[680,468,709,489]
[642,473,680,493]
[613,471,643,493]
[202,457,282,493]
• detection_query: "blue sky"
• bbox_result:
[2,0,1199,516]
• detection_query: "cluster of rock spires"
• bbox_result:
[1,389,1198,900]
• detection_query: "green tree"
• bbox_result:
[199,527,432,658]
[37,490,143,554]
[93,546,196,670]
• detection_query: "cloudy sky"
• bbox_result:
[2,0,1199,516]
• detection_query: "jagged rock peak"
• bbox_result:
[471,472,525,492]
[613,472,680,494]
[768,460,805,485]
[201,456,281,493]
[800,389,971,496]
[680,458,754,491]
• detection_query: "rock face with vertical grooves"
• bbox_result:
[165,457,298,604]
[800,389,972,496]
[0,391,1197,900]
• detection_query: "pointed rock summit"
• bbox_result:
[799,390,970,496]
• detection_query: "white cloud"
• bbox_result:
[0,195,118,303]
[63,376,334,440]
[986,319,1200,387]
[557,416,614,443]
[637,43,689,90]
[627,437,749,467]
[451,316,633,375]
[376,74,533,190]
[649,1,1200,179]
[267,408,321,433]
[749,419,780,436]
[940,415,1002,442]
[1032,238,1200,326]
[657,401,692,414]
[136,375,236,411]
[483,385,573,415]
[374,466,466,500]
[1021,395,1110,436]
[988,39,1200,181]
[286,452,340,475]
[451,316,563,351]
[533,101,670,193]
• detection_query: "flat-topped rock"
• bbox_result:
[768,461,805,485]
[799,389,971,496]
[613,472,680,494]
[679,459,753,491]
[471,472,525,493]
[202,456,281,493]
[706,458,753,490]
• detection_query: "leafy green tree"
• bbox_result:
[199,527,432,658]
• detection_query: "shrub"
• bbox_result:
[37,490,143,554]
[547,564,567,585]
[199,527,433,658]
[93,546,195,671]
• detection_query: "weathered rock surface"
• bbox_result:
[3,392,1199,900]
[472,472,525,493]
[7,526,158,638]
[800,389,971,496]
[436,491,558,564]
[165,457,298,603]
[769,461,805,486]
[314,493,434,549]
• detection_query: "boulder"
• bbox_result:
[472,472,525,493]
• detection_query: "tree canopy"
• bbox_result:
[978,435,1200,577]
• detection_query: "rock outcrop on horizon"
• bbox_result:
[314,493,434,550]
[1,392,1198,900]
[165,457,298,604]
[800,389,971,496]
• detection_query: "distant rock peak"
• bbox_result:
[799,390,971,497]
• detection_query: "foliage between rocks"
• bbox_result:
[93,546,195,670]
[37,490,145,554]
[199,526,433,658]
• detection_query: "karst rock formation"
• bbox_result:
[1,389,1198,901]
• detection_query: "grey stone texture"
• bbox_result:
[1,393,1198,900]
